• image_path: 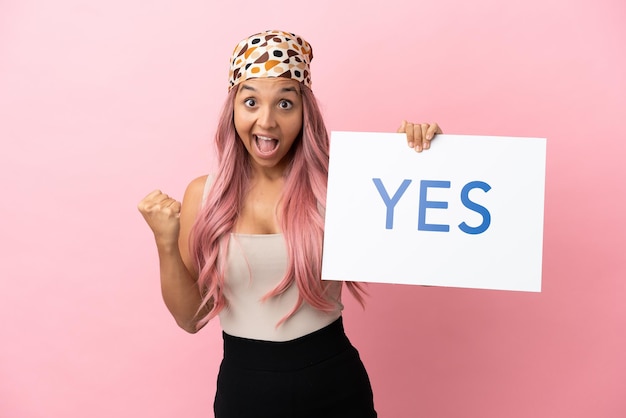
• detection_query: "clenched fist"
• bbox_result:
[138,190,182,246]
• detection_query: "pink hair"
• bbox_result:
[190,84,366,329]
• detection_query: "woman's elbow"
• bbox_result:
[176,318,202,334]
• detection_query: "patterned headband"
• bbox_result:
[228,30,313,91]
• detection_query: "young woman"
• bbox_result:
[138,30,441,418]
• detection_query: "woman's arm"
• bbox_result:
[138,175,211,333]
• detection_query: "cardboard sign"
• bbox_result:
[321,132,546,292]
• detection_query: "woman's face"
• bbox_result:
[234,78,303,175]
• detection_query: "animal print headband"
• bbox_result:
[228,30,313,91]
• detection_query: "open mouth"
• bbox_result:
[254,135,279,155]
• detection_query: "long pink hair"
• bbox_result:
[190,84,365,329]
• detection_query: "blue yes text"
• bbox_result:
[372,178,491,234]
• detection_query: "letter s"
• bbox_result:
[459,181,491,235]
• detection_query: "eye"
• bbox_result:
[244,98,256,107]
[278,100,293,110]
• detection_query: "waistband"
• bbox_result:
[222,316,352,371]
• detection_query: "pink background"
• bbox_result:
[1,0,624,417]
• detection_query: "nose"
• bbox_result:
[257,105,277,129]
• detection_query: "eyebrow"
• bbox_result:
[240,84,300,94]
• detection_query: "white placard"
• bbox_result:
[321,132,546,292]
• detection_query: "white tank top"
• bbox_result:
[201,175,343,342]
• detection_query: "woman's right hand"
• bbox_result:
[137,190,182,246]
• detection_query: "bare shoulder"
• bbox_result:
[184,175,209,202]
[181,174,209,223]
[179,175,209,276]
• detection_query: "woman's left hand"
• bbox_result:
[397,120,442,153]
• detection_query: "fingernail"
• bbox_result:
[408,141,414,148]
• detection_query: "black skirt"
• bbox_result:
[214,317,377,418]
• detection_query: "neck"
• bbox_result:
[249,158,290,181]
